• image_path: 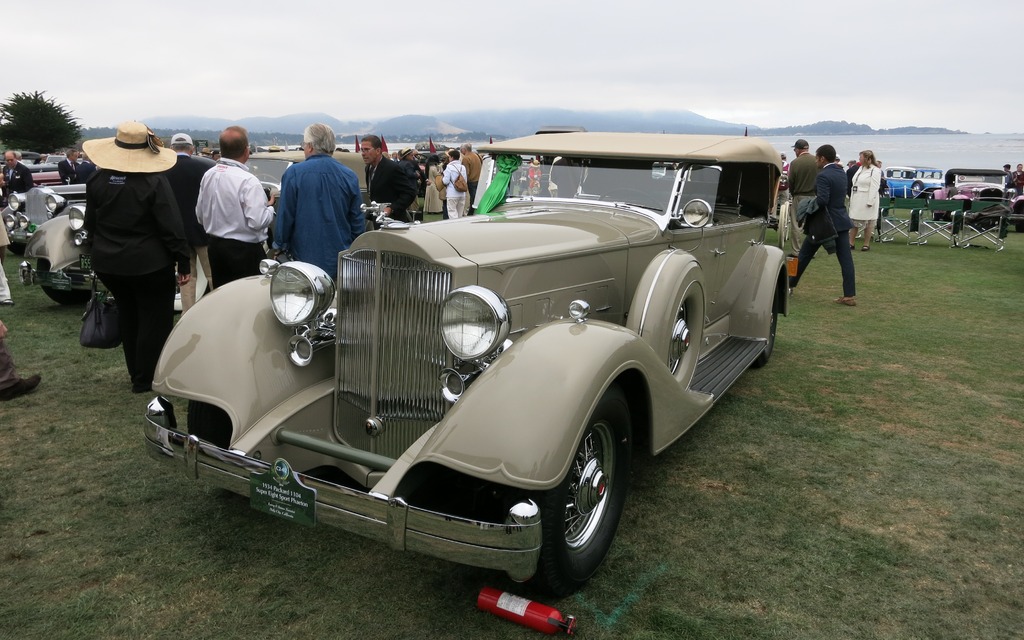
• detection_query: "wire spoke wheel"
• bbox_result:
[536,385,631,596]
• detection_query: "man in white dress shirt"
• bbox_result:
[196,126,276,288]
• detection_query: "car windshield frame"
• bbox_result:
[493,154,771,229]
[246,157,293,184]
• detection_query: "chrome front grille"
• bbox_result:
[337,250,452,457]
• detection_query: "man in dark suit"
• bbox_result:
[360,134,416,222]
[788,143,857,306]
[58,149,82,184]
[2,151,35,204]
[77,152,98,183]
[165,133,216,312]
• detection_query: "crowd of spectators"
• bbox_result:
[0,123,470,401]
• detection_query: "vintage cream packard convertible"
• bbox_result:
[143,132,787,595]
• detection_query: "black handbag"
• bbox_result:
[80,279,120,349]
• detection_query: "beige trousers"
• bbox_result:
[179,246,212,314]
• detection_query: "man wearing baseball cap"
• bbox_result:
[165,133,216,312]
[786,139,817,255]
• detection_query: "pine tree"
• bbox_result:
[0,91,82,151]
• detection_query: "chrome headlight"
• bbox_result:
[7,193,24,212]
[45,192,66,214]
[681,198,712,227]
[2,213,15,231]
[441,286,510,361]
[68,204,86,230]
[269,262,335,326]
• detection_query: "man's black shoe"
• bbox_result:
[0,374,41,401]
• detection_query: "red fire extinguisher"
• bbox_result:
[477,586,577,635]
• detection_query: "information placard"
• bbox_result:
[250,459,316,527]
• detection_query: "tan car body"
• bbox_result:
[145,132,787,592]
[247,149,368,200]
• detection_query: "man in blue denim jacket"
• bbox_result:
[273,123,364,274]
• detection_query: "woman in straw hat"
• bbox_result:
[83,121,191,394]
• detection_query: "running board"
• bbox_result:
[690,337,766,398]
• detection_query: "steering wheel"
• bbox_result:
[260,180,281,201]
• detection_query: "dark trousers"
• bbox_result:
[467,181,479,215]
[207,236,266,288]
[97,266,176,392]
[789,232,856,297]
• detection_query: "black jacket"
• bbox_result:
[3,161,34,195]
[77,160,97,184]
[58,159,80,185]
[365,157,416,221]
[84,170,189,276]
[798,197,838,254]
[164,154,216,247]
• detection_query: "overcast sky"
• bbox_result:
[10,1,1022,134]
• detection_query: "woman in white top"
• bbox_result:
[848,150,882,251]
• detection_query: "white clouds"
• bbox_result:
[8,1,1022,133]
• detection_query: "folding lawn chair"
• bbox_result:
[910,199,963,247]
[873,197,893,242]
[878,197,922,243]
[956,201,1010,251]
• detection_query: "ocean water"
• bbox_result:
[762,134,1024,171]
[344,133,1024,173]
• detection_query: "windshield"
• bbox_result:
[956,174,1003,186]
[488,154,774,222]
[505,157,679,211]
[247,158,293,183]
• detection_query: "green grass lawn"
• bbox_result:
[1,232,1022,640]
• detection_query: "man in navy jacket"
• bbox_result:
[788,144,857,306]
[165,133,216,312]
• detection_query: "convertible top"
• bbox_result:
[248,149,366,181]
[481,132,783,168]
[944,167,1007,186]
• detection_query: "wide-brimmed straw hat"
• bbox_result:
[83,121,177,173]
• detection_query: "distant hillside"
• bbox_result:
[374,114,466,136]
[141,112,374,137]
[434,108,748,138]
[133,108,749,140]
[758,120,966,136]
[79,112,965,145]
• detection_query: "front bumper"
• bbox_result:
[143,397,542,581]
[19,262,96,290]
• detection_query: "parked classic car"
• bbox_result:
[884,165,943,198]
[27,163,62,187]
[3,184,84,254]
[143,132,787,595]
[248,149,368,201]
[14,184,96,305]
[933,168,1011,203]
[16,184,211,307]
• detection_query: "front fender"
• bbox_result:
[23,216,82,271]
[413,320,712,490]
[153,275,333,438]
